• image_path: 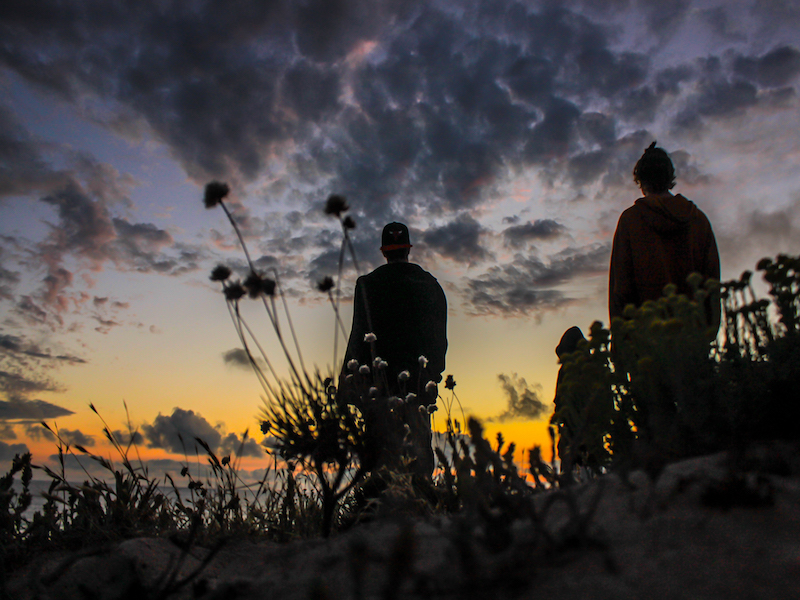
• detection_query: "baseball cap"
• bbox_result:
[380,222,412,252]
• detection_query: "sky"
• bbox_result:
[1,0,799,482]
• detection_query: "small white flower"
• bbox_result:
[359,365,370,375]
[364,332,377,343]
[347,359,359,372]
[379,360,388,369]
[398,370,410,382]
[418,355,428,367]
[405,392,417,403]
[425,380,437,394]
[373,357,383,368]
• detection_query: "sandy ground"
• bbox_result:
[5,442,800,600]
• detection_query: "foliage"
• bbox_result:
[551,253,800,474]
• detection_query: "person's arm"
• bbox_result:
[341,279,371,381]
[609,213,634,322]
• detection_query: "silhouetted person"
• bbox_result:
[340,222,447,478]
[609,142,720,330]
[551,326,586,466]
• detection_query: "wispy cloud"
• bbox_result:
[486,373,549,423]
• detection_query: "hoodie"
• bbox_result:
[609,193,720,324]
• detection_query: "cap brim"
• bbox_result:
[380,244,412,252]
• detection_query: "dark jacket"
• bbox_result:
[609,193,720,326]
[342,262,447,395]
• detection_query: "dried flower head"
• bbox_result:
[316,276,335,293]
[405,392,417,403]
[373,357,383,369]
[260,420,271,434]
[418,405,427,414]
[444,374,456,390]
[224,281,246,301]
[342,216,356,229]
[324,194,349,217]
[210,264,232,282]
[398,370,410,382]
[425,380,437,394]
[364,332,377,343]
[418,355,428,367]
[221,455,230,466]
[379,360,388,370]
[204,181,230,208]
[359,364,370,375]
[427,405,438,414]
[347,359,359,372]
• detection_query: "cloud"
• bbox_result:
[57,428,95,448]
[464,244,610,316]
[421,214,491,264]
[222,348,251,368]
[486,373,549,423]
[0,423,17,440]
[219,432,264,458]
[733,46,800,88]
[141,408,222,455]
[503,220,567,248]
[0,440,30,462]
[110,429,144,446]
[0,397,74,422]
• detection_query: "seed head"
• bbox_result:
[379,360,388,370]
[260,420,271,434]
[347,359,359,372]
[324,194,349,217]
[444,374,456,390]
[425,380,437,394]
[364,332,377,343]
[359,365,370,375]
[342,216,356,229]
[317,276,335,293]
[427,405,438,414]
[224,281,246,301]
[210,264,232,282]
[221,455,230,466]
[398,370,410,382]
[204,181,230,208]
[373,356,383,368]
[418,355,428,367]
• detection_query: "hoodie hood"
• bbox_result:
[634,193,698,235]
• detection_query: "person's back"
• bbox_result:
[340,222,447,479]
[609,142,720,329]
[349,261,447,390]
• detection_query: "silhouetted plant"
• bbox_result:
[551,253,800,475]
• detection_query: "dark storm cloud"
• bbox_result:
[486,373,549,423]
[464,243,610,316]
[0,396,74,421]
[733,46,800,87]
[0,440,30,462]
[503,219,566,248]
[421,214,490,264]
[0,0,663,223]
[141,408,222,455]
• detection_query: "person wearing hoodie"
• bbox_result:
[609,142,720,331]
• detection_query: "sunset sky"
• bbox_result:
[1,0,799,481]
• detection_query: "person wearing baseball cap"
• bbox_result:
[340,222,448,480]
